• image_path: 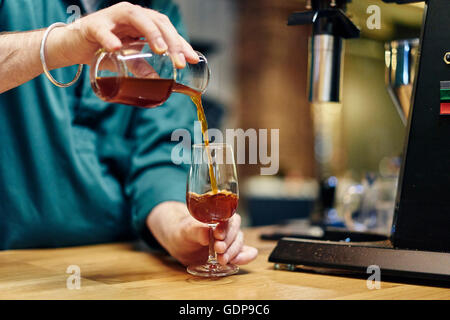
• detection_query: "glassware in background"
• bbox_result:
[342,173,398,235]
[385,38,420,125]
[186,143,239,277]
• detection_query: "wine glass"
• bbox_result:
[186,143,239,277]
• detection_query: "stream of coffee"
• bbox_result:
[94,77,219,193]
[172,83,218,193]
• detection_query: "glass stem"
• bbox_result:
[207,225,217,264]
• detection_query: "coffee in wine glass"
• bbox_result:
[186,143,239,277]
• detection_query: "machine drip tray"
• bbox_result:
[268,237,450,284]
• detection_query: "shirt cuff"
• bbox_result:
[130,165,188,249]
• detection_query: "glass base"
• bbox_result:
[187,262,239,277]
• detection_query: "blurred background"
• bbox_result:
[173,0,424,230]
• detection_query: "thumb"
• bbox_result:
[126,58,159,78]
[181,218,210,246]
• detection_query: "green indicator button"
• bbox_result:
[440,88,450,101]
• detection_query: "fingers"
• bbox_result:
[213,214,259,266]
[112,3,196,68]
[217,231,244,265]
[84,3,198,68]
[214,214,241,253]
[230,246,259,265]
[90,24,123,52]
[126,58,159,78]
[175,211,257,266]
[181,218,210,247]
[178,36,199,64]
[126,9,168,54]
[151,12,187,68]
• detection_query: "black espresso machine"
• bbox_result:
[269,0,450,283]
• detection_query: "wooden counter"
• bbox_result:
[0,227,448,300]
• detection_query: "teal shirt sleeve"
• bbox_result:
[0,0,196,249]
[125,1,196,246]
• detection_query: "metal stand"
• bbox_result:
[269,237,450,282]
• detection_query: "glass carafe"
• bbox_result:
[90,40,210,108]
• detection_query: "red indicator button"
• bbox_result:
[440,102,450,115]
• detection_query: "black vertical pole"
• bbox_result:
[393,0,450,252]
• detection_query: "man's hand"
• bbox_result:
[50,1,199,69]
[147,201,258,267]
[0,1,199,93]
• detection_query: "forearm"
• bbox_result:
[0,28,74,93]
[0,2,199,94]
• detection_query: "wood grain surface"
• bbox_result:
[0,227,448,300]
